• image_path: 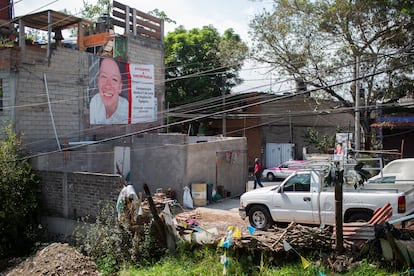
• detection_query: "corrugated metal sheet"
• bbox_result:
[335,203,393,241]
[13,10,91,31]
[368,203,393,225]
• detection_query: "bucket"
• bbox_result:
[191,183,207,206]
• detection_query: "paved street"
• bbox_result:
[245,180,281,192]
[199,180,281,212]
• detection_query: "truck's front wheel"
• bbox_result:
[248,205,273,230]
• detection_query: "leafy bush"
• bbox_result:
[0,123,40,258]
[74,201,167,274]
[304,127,337,154]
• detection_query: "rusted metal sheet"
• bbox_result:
[368,202,393,225]
[336,203,393,241]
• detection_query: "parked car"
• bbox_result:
[262,160,307,181]
[366,158,414,184]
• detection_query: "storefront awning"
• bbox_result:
[371,116,414,128]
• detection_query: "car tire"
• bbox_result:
[248,205,273,230]
[267,173,275,182]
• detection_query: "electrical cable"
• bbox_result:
[13,60,414,162]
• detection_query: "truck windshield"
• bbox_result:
[284,174,311,192]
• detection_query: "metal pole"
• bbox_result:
[44,73,61,151]
[334,162,344,253]
[355,56,361,155]
[47,10,52,64]
[222,75,226,136]
[166,102,169,133]
[289,110,292,143]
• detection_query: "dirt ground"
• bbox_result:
[2,243,100,276]
[3,203,413,275]
[1,204,247,276]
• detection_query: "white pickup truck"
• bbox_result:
[239,168,414,230]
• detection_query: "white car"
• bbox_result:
[367,158,414,184]
[262,160,307,181]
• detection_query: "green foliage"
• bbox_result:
[304,127,336,154]
[74,201,168,274]
[117,245,401,275]
[249,0,414,149]
[147,9,176,24]
[135,223,167,265]
[164,25,248,108]
[81,0,111,21]
[74,202,134,273]
[394,0,414,17]
[119,246,246,276]
[250,0,414,103]
[0,123,40,258]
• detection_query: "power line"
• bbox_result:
[15,60,414,161]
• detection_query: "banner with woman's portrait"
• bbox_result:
[88,56,156,125]
[334,133,353,161]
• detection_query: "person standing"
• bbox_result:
[253,157,263,189]
[90,58,129,124]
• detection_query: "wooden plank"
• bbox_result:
[137,28,161,40]
[135,18,161,32]
[113,10,126,21]
[113,10,161,32]
[112,18,125,29]
[113,0,125,11]
[82,32,112,47]
[135,9,162,24]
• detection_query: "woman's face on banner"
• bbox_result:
[97,58,123,110]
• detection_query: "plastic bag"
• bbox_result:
[183,186,194,209]
[116,184,138,219]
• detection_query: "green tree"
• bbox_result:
[395,0,414,17]
[165,25,248,108]
[304,128,337,154]
[249,0,414,149]
[81,0,112,21]
[0,124,40,258]
[148,9,176,24]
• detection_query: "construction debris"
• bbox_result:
[232,223,336,252]
[118,187,414,272]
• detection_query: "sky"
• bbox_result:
[14,0,288,93]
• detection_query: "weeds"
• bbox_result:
[73,201,168,274]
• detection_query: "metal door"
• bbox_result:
[265,143,294,168]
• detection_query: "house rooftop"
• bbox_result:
[13,9,91,31]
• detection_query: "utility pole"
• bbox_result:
[355,56,361,155]
[334,161,344,253]
[222,74,226,136]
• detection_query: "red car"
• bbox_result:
[262,160,307,181]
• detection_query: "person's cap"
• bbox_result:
[255,158,259,162]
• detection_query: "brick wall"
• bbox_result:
[124,34,165,133]
[1,33,165,150]
[14,47,88,150]
[37,170,122,221]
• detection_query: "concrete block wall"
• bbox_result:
[32,143,116,173]
[125,35,165,132]
[5,34,165,149]
[32,134,247,240]
[0,48,18,70]
[186,138,248,198]
[131,135,248,203]
[15,47,88,151]
[32,134,248,209]
[0,72,16,135]
[37,170,122,220]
